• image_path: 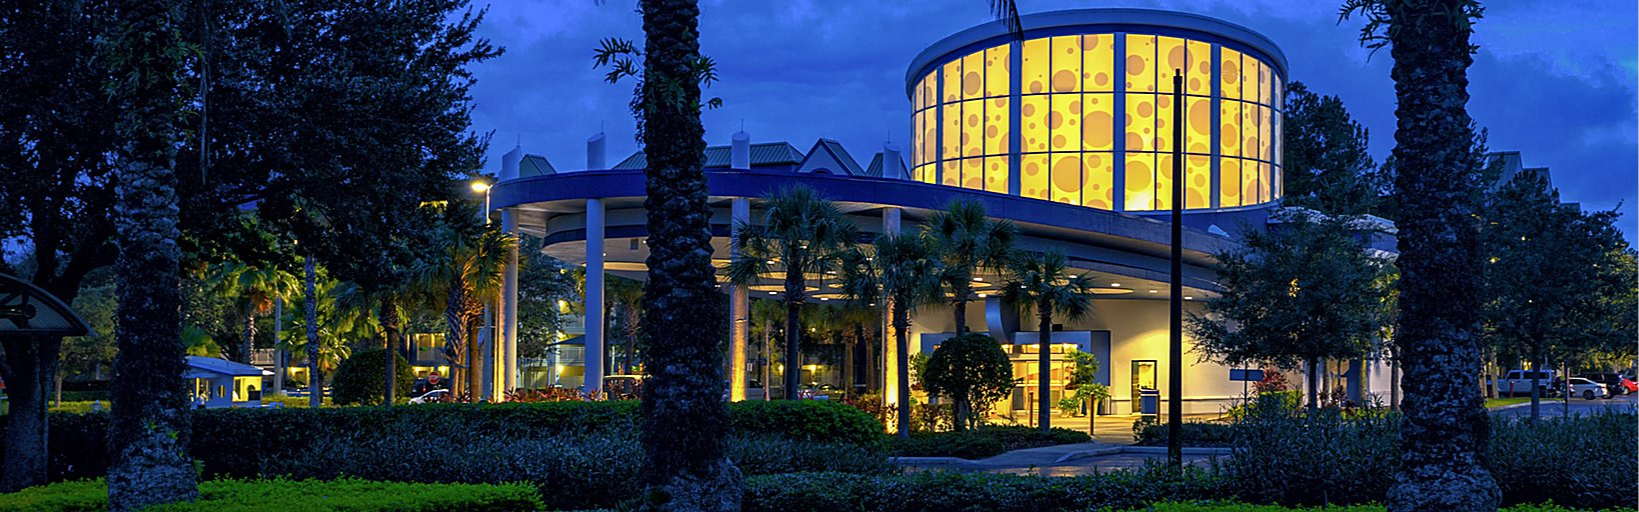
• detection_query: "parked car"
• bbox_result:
[1564,378,1609,400]
[1622,377,1638,394]
[408,389,449,404]
[1579,373,1629,396]
[1497,370,1556,397]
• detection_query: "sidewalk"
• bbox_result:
[894,441,1229,477]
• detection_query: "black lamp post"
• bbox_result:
[1167,70,1185,468]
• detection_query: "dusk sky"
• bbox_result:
[465,0,1638,243]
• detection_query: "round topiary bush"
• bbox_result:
[332,349,415,406]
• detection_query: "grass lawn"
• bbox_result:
[1485,396,1563,408]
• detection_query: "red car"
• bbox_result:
[1622,377,1637,393]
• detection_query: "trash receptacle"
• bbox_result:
[1139,388,1160,415]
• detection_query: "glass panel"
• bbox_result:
[985,45,1010,98]
[942,59,961,103]
[1051,153,1080,205]
[942,160,960,187]
[1242,158,1260,205]
[1155,153,1174,211]
[1050,94,1079,152]
[984,156,1008,193]
[1242,100,1258,162]
[924,73,937,109]
[1220,48,1242,101]
[963,157,984,190]
[1259,161,1273,203]
[1158,36,1186,93]
[912,110,925,166]
[1259,105,1272,161]
[1022,38,1050,95]
[1021,154,1050,200]
[1155,93,1177,154]
[962,99,984,158]
[1272,164,1283,199]
[1051,35,1081,93]
[1186,40,1211,96]
[1243,57,1260,105]
[1081,93,1115,151]
[1083,34,1115,92]
[1219,100,1240,158]
[1259,60,1272,105]
[1125,34,1156,93]
[985,97,1010,156]
[1186,154,1211,208]
[943,102,962,161]
[1082,152,1114,209]
[962,52,984,100]
[1186,97,1211,155]
[1125,94,1156,152]
[1125,153,1155,211]
[1022,95,1049,153]
[922,107,938,166]
[1219,157,1241,207]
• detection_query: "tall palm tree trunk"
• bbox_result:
[240,309,257,364]
[783,299,801,398]
[951,281,971,333]
[381,296,402,405]
[1037,305,1052,434]
[635,1,739,507]
[305,257,320,408]
[106,3,197,507]
[892,302,913,439]
[1376,1,1501,509]
[762,323,772,401]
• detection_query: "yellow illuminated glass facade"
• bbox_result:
[911,30,1283,212]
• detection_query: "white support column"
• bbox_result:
[584,198,607,395]
[729,198,750,401]
[881,207,902,420]
[502,210,519,393]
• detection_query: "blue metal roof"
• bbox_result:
[613,142,804,170]
[184,356,269,378]
[797,139,865,176]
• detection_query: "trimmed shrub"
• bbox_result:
[1489,411,1638,509]
[743,466,1228,512]
[889,431,1007,459]
[887,425,1088,459]
[1133,416,1235,447]
[0,478,542,512]
[330,349,415,406]
[1221,408,1399,506]
[0,399,881,485]
[727,399,884,447]
[261,426,888,510]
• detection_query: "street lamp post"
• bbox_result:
[1167,70,1184,468]
[470,178,494,401]
[471,180,492,225]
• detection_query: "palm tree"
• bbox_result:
[924,199,1016,333]
[1000,251,1097,433]
[413,224,515,401]
[840,233,946,439]
[1343,2,1501,509]
[729,185,860,399]
[287,275,366,391]
[202,262,300,364]
[606,276,644,374]
[750,297,784,399]
[837,303,880,394]
[104,1,197,507]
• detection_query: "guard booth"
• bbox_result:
[184,356,272,408]
[0,273,93,416]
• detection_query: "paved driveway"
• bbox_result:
[1490,393,1637,418]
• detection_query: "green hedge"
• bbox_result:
[2,399,881,484]
[0,478,542,512]
[888,425,1089,459]
[743,468,1226,512]
[1133,416,1235,447]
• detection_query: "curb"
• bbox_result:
[894,445,1232,468]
